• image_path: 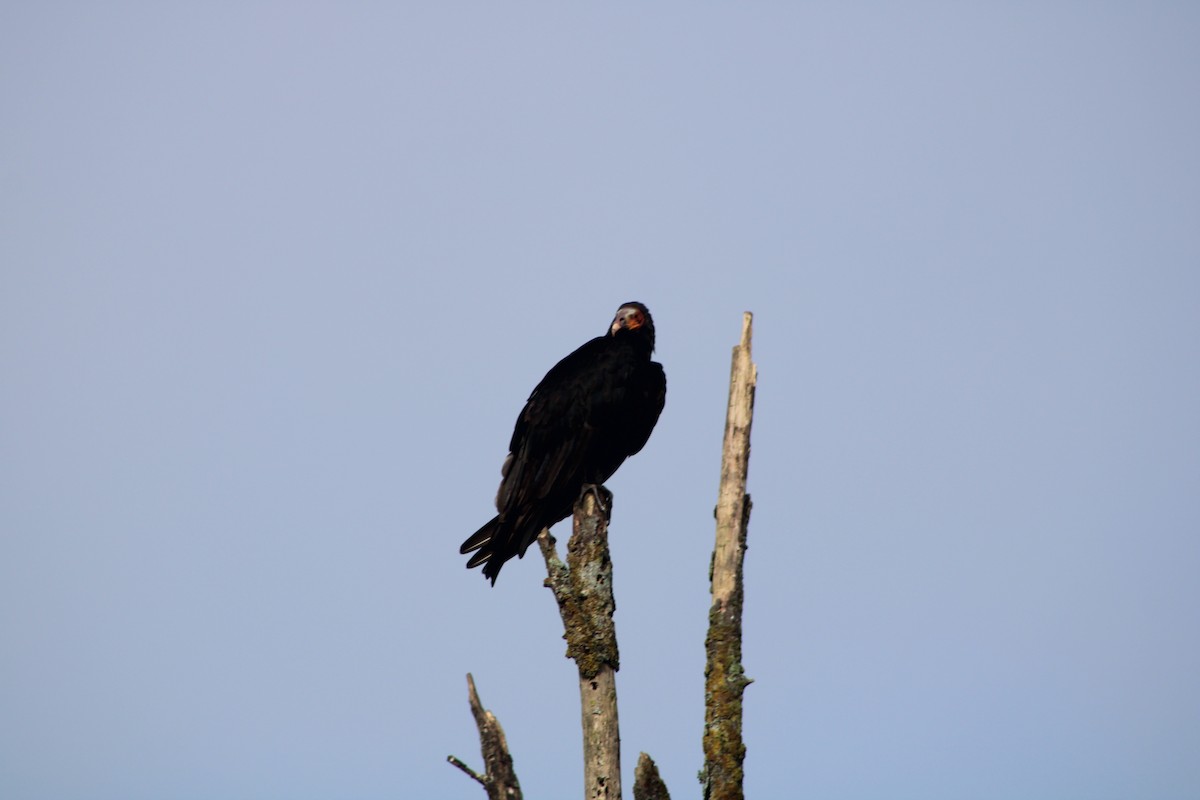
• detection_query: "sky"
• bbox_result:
[2,3,1199,799]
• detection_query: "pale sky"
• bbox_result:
[3,4,1198,799]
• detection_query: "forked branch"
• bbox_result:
[447,673,523,800]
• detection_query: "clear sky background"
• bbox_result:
[3,4,1198,799]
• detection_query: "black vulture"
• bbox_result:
[461,302,666,583]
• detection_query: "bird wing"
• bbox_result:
[497,336,608,515]
[622,360,667,457]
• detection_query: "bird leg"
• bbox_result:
[578,483,613,517]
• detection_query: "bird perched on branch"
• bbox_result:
[461,302,667,584]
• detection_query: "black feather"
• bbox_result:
[460,302,667,584]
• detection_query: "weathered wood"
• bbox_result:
[632,752,671,800]
[702,312,756,800]
[539,489,622,800]
[447,673,523,800]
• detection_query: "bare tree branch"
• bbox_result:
[632,752,670,800]
[702,312,756,800]
[447,755,487,787]
[539,489,622,800]
[447,673,523,800]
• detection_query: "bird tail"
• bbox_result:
[461,516,507,584]
[461,516,498,561]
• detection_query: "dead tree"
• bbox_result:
[447,673,523,800]
[452,312,756,800]
[539,488,622,800]
[702,312,756,800]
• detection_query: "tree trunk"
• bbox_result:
[540,489,622,800]
[702,312,756,800]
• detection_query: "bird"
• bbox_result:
[460,302,667,584]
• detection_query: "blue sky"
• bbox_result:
[2,4,1198,799]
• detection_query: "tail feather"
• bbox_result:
[462,515,549,585]
[460,516,498,555]
[461,516,510,585]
